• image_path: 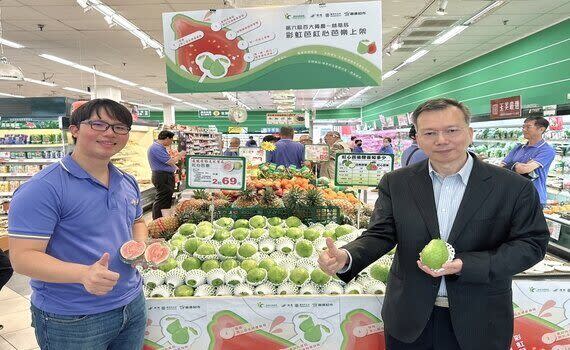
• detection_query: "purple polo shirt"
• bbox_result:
[503,139,556,205]
[148,141,176,173]
[8,155,143,315]
[267,139,305,168]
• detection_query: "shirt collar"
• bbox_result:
[428,152,473,185]
[60,154,124,184]
[522,139,546,148]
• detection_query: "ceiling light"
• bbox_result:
[404,49,429,64]
[139,86,182,102]
[433,25,468,45]
[0,38,25,49]
[463,1,504,26]
[24,77,57,87]
[389,39,404,52]
[0,92,24,98]
[436,0,448,15]
[336,87,372,109]
[182,101,207,110]
[0,57,23,81]
[40,53,137,86]
[222,92,251,110]
[63,87,91,95]
[382,70,398,80]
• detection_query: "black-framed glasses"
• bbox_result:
[80,120,131,135]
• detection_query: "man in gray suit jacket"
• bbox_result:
[318,98,549,350]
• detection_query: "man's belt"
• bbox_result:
[435,296,449,308]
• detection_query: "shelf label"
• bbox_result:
[304,144,330,162]
[490,95,522,119]
[186,155,245,190]
[548,220,562,241]
[335,153,394,187]
[238,147,265,166]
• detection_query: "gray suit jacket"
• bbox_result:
[338,154,549,350]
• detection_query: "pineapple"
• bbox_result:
[232,186,259,208]
[213,193,231,208]
[148,216,180,240]
[327,199,356,217]
[178,201,211,224]
[259,187,284,208]
[283,187,307,215]
[193,189,211,201]
[305,187,324,207]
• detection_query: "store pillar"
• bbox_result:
[163,103,175,125]
[95,86,122,102]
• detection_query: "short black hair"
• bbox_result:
[158,130,175,140]
[71,98,133,127]
[384,137,392,143]
[355,139,362,146]
[408,124,417,140]
[351,136,356,140]
[524,116,549,131]
[411,98,471,126]
[262,135,279,142]
[280,126,295,138]
[249,136,254,139]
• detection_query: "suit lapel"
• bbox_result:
[409,164,440,240]
[447,157,493,245]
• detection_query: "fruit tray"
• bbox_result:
[214,206,341,226]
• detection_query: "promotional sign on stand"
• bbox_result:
[334,153,394,187]
[186,155,246,190]
[304,144,330,162]
[238,147,266,166]
[162,1,382,93]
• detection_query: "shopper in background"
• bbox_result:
[318,98,549,350]
[148,130,186,220]
[379,137,394,154]
[353,139,364,153]
[8,99,149,349]
[245,136,257,147]
[501,116,556,206]
[262,135,280,143]
[299,135,313,145]
[320,131,351,179]
[223,137,240,156]
[267,126,305,168]
[401,125,428,167]
[0,248,13,331]
[349,136,357,150]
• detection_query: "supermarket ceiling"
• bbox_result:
[0,0,568,113]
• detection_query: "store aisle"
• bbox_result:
[0,274,37,350]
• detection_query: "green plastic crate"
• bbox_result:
[214,206,341,225]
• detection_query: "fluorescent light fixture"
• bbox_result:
[404,49,429,64]
[77,0,164,57]
[0,38,25,49]
[222,92,251,110]
[394,62,408,71]
[182,101,207,110]
[336,87,372,109]
[139,86,182,102]
[63,87,91,95]
[40,53,137,86]
[433,25,468,45]
[463,1,504,26]
[0,92,24,98]
[312,90,321,101]
[382,70,398,80]
[24,78,57,87]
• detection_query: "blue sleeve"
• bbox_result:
[503,145,521,164]
[151,145,171,164]
[411,149,428,163]
[532,145,556,168]
[267,150,274,163]
[8,180,60,240]
[299,144,305,163]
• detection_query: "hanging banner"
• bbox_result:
[335,153,393,187]
[490,96,522,119]
[266,113,306,125]
[162,1,382,93]
[186,155,246,190]
[238,147,266,166]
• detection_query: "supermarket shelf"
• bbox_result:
[0,173,33,178]
[545,214,570,226]
[0,158,59,164]
[0,143,65,148]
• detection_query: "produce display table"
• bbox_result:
[144,278,570,350]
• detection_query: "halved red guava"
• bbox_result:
[340,310,384,350]
[171,15,248,78]
[145,242,170,266]
[511,314,570,348]
[119,240,146,264]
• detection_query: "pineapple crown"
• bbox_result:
[193,189,211,200]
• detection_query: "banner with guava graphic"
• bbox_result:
[162,1,382,93]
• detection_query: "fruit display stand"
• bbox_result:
[111,124,156,208]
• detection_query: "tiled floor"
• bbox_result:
[0,274,37,350]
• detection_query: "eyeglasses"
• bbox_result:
[522,124,536,130]
[419,127,465,139]
[80,120,131,135]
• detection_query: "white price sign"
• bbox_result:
[238,147,266,166]
[335,153,394,187]
[304,144,330,162]
[187,156,246,190]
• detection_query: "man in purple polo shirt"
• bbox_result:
[148,130,186,219]
[501,116,556,206]
[267,126,305,168]
[8,99,148,349]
